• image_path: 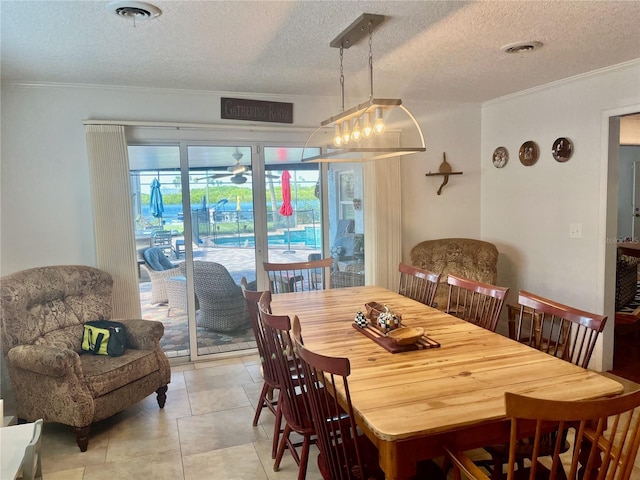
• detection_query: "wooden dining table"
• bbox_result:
[271,285,625,480]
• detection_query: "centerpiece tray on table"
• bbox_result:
[352,301,440,353]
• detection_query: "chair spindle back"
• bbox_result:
[446,390,640,480]
[263,258,333,293]
[515,290,607,368]
[446,274,509,332]
[398,262,440,307]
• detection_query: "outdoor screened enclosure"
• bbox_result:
[129,143,366,360]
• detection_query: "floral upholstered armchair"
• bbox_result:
[0,265,171,451]
[410,238,499,310]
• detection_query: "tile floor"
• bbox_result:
[38,354,323,480]
[35,356,640,480]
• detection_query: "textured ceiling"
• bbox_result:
[1,0,640,103]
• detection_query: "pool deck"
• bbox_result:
[139,236,322,359]
[175,234,321,284]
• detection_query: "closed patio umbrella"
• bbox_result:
[279,170,295,254]
[150,178,164,226]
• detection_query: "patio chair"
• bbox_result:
[138,246,180,304]
[191,261,250,332]
[150,229,173,256]
[330,232,364,289]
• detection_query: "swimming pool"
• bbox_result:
[213,227,321,248]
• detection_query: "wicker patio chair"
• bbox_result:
[191,261,250,332]
[138,247,180,304]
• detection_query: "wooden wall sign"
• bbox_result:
[221,97,293,124]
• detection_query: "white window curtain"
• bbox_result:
[84,124,140,319]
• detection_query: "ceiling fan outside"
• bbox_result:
[199,152,277,184]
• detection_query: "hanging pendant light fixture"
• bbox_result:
[302,13,425,163]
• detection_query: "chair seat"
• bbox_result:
[80,349,160,398]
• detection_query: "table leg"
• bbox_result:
[378,440,417,480]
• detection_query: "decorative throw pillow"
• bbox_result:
[143,247,176,271]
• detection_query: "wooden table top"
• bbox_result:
[272,286,624,479]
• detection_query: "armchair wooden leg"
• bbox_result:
[156,385,168,408]
[74,425,91,452]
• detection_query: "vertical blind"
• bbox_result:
[85,124,141,319]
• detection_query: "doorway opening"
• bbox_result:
[611,113,640,384]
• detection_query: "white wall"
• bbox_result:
[0,86,330,273]
[401,102,482,258]
[0,84,478,276]
[481,62,640,371]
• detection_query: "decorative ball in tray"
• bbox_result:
[364,302,402,333]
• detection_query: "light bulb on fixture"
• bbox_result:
[341,121,351,145]
[362,112,373,138]
[351,119,362,142]
[333,124,343,146]
[373,107,385,135]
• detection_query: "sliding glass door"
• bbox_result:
[185,145,258,355]
[128,142,328,361]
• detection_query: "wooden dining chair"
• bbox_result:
[398,262,440,307]
[291,316,385,480]
[263,257,333,293]
[446,273,509,332]
[445,389,640,480]
[514,290,607,368]
[481,291,609,479]
[258,293,314,480]
[240,279,282,459]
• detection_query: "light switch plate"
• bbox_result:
[569,223,582,238]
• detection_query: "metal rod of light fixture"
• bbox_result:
[339,45,345,113]
[368,20,374,102]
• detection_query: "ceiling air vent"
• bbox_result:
[501,41,543,54]
[106,1,161,20]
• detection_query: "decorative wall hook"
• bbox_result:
[425,152,463,195]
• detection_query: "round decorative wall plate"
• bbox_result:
[552,137,573,162]
[519,141,539,166]
[492,146,509,168]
